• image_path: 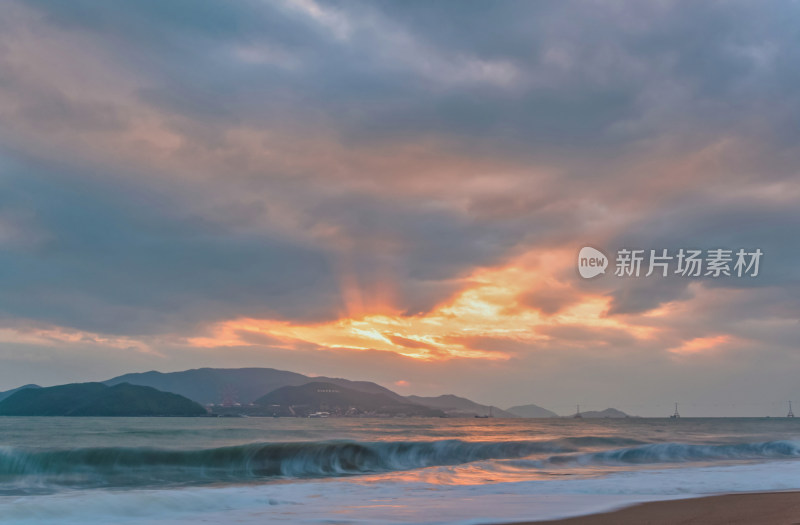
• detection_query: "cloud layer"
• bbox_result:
[0,0,798,415]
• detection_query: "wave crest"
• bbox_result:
[2,437,795,492]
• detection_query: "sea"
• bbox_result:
[1,417,800,524]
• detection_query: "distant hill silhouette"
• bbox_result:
[0,368,635,419]
[0,382,206,416]
[573,408,631,418]
[506,403,558,418]
[256,382,444,417]
[105,368,407,405]
[407,394,516,418]
[0,384,40,402]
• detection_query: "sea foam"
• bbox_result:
[2,460,800,524]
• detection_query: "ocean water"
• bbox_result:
[1,417,800,524]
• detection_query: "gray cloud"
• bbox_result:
[2,0,796,326]
[0,154,340,334]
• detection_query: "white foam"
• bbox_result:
[2,460,800,524]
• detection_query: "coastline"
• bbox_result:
[496,491,800,525]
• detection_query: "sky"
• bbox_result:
[0,0,799,416]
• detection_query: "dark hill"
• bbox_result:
[0,382,207,416]
[575,408,631,418]
[104,367,407,405]
[0,384,41,402]
[256,382,444,417]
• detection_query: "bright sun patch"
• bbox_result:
[189,255,658,360]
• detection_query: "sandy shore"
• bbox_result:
[497,492,800,525]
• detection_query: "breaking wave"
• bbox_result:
[505,440,800,470]
[1,437,798,492]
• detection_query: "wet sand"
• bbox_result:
[498,492,800,525]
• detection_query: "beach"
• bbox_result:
[505,492,800,525]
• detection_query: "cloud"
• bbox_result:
[0,0,798,413]
[0,155,341,334]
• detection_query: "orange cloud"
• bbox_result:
[669,335,732,356]
[189,249,659,361]
[0,323,160,356]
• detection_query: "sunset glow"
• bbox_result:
[190,256,659,361]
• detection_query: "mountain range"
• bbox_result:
[103,368,567,417]
[0,367,620,418]
[407,394,516,418]
[103,367,574,417]
[255,382,444,417]
[104,368,407,405]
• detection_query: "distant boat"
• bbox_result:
[670,403,680,419]
[788,401,794,418]
[308,411,330,418]
[573,404,582,419]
